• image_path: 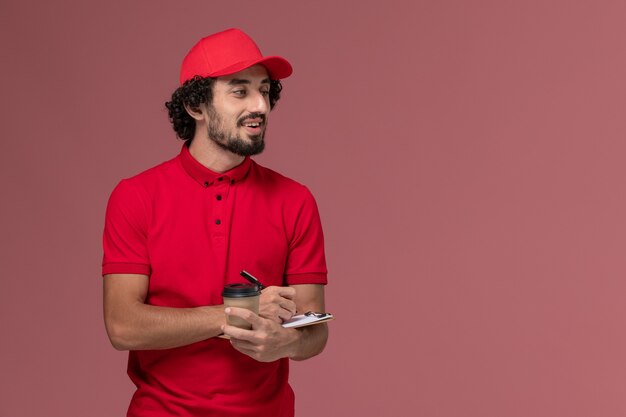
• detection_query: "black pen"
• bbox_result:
[240,270,266,290]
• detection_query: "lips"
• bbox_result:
[238,112,266,128]
[242,119,262,128]
[239,113,266,135]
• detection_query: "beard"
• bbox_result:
[206,107,266,157]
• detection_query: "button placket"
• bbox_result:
[218,178,237,283]
[211,177,231,230]
[210,177,227,278]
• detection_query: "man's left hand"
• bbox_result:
[222,307,300,362]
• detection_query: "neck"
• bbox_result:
[188,136,245,173]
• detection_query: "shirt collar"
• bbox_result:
[178,144,252,187]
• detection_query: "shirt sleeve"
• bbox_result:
[102,179,151,276]
[284,187,328,285]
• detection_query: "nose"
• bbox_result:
[247,91,269,114]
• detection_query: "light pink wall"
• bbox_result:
[2,1,626,416]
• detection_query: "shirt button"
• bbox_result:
[216,195,222,201]
[215,219,221,225]
[217,177,223,182]
[204,182,209,187]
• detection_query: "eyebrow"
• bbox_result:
[228,78,271,86]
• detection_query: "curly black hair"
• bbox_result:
[165,76,283,141]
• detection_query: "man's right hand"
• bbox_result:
[258,286,296,323]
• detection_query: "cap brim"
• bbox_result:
[209,56,293,80]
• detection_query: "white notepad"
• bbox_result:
[281,312,334,329]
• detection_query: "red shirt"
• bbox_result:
[103,145,327,417]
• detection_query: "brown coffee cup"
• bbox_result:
[222,283,261,329]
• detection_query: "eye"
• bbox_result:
[260,89,270,97]
[233,89,246,97]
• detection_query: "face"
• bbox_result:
[204,65,271,156]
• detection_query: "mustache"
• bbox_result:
[237,112,266,126]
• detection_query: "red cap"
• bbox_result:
[179,28,293,85]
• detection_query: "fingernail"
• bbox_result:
[225,307,231,314]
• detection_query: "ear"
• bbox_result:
[184,103,206,121]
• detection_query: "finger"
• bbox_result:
[279,299,297,315]
[259,311,283,324]
[225,307,264,328]
[223,308,269,341]
[230,338,257,352]
[262,289,296,313]
[222,323,257,342]
[278,309,293,322]
[276,286,296,299]
[229,341,262,361]
[262,286,296,300]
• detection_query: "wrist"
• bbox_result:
[286,327,304,359]
[199,305,227,337]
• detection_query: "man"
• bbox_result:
[102,28,328,416]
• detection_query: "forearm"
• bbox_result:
[105,302,225,351]
[289,322,329,361]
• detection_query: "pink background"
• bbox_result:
[2,0,626,416]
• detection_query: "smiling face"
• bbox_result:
[203,65,272,156]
